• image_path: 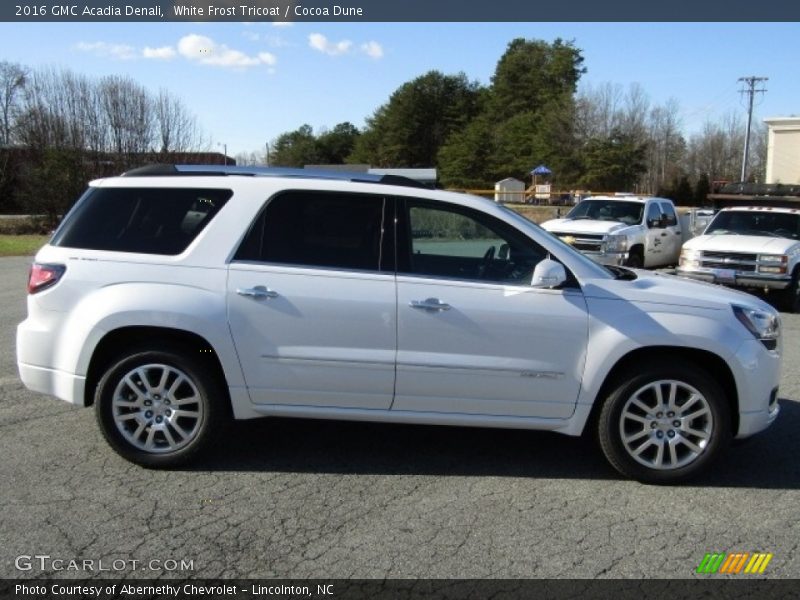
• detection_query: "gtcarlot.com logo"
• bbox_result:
[696,552,773,574]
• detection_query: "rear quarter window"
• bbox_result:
[51,187,232,255]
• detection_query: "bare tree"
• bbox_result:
[686,111,745,185]
[155,89,203,153]
[0,61,27,146]
[16,67,70,149]
[575,82,624,140]
[99,75,154,155]
[644,99,685,193]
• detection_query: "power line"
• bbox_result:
[738,75,768,182]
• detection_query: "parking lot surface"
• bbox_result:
[1,255,799,579]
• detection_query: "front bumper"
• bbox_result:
[732,339,782,439]
[676,267,791,290]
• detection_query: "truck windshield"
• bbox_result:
[566,200,643,225]
[706,211,800,240]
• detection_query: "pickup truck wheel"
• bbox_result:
[94,347,223,468]
[625,248,643,268]
[780,269,800,313]
[597,363,731,484]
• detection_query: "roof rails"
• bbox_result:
[121,164,432,189]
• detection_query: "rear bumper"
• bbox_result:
[17,362,86,406]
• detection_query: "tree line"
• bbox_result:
[0,60,208,219]
[1,39,768,221]
[257,38,766,204]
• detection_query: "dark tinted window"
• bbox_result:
[660,203,678,226]
[51,187,231,255]
[646,203,662,224]
[400,200,547,284]
[235,192,388,272]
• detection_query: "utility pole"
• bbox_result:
[738,76,768,182]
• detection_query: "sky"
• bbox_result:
[0,22,798,157]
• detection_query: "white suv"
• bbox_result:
[16,165,783,483]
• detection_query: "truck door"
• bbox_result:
[644,202,665,267]
[659,202,683,264]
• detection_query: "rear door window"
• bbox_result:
[234,191,391,272]
[51,187,231,255]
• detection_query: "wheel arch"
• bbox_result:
[584,345,739,437]
[84,326,231,413]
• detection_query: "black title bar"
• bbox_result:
[2,0,800,22]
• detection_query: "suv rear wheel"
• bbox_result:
[94,346,223,467]
[597,362,731,484]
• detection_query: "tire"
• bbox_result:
[625,248,643,268]
[779,268,800,313]
[597,362,731,484]
[94,346,225,468]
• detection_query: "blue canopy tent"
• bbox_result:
[530,164,552,185]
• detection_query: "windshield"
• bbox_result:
[566,199,644,225]
[705,211,800,239]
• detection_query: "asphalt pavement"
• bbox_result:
[1,255,799,580]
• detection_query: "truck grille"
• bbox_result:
[556,232,604,252]
[699,252,758,272]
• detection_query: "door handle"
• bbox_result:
[410,298,451,311]
[237,286,279,299]
[660,232,668,237]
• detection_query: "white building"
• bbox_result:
[764,116,800,184]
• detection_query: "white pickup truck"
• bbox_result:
[541,194,684,268]
[677,206,800,313]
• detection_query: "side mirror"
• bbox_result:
[531,258,567,289]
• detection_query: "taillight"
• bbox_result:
[27,263,66,294]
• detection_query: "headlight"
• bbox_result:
[759,254,787,263]
[679,248,700,267]
[604,234,628,253]
[758,254,788,274]
[732,304,780,351]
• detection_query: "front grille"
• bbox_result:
[702,251,758,262]
[699,251,758,272]
[558,232,605,240]
[574,242,603,252]
[556,232,605,252]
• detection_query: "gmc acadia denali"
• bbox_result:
[16,165,783,483]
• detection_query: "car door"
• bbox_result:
[393,198,589,419]
[227,191,396,410]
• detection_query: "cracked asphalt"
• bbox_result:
[1,255,799,580]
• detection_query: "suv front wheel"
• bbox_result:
[597,363,731,484]
[95,347,223,467]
